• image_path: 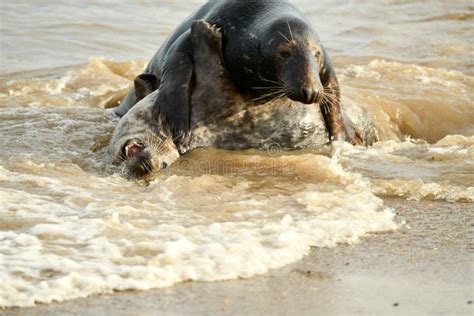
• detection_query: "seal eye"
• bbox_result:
[279,49,292,59]
[315,51,321,59]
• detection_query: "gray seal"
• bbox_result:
[115,0,363,153]
[109,21,376,179]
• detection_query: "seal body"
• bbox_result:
[115,0,361,153]
[188,22,372,149]
[110,21,376,179]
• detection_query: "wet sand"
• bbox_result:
[5,198,472,315]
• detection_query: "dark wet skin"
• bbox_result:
[116,0,363,153]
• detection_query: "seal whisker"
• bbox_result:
[122,160,136,179]
[259,76,285,86]
[147,141,159,156]
[321,92,335,102]
[321,88,338,103]
[321,93,331,105]
[152,141,168,157]
[151,139,164,154]
[320,97,330,115]
[272,91,287,101]
[125,168,135,180]
[268,92,288,110]
[251,86,284,90]
[252,88,286,102]
[322,93,337,105]
[268,92,289,116]
[119,151,129,163]
[286,20,294,42]
[271,92,287,104]
[323,87,338,100]
[277,31,291,44]
[145,130,164,154]
[252,89,285,100]
[153,136,174,156]
[156,140,170,153]
[323,87,336,96]
[124,157,135,169]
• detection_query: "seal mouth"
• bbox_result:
[123,139,145,159]
[118,139,154,179]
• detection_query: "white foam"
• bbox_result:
[340,59,471,93]
[0,156,396,307]
[333,140,474,202]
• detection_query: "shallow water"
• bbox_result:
[0,0,473,308]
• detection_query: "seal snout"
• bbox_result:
[300,86,318,104]
[121,139,154,178]
[129,151,154,179]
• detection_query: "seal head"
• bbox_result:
[251,18,325,104]
[109,90,179,180]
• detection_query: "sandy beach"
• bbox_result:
[4,198,472,315]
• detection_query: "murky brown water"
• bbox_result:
[0,0,473,308]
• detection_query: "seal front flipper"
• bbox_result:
[190,20,242,125]
[152,51,193,155]
[191,21,224,74]
[319,49,363,145]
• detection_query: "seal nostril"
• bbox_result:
[129,152,154,178]
[300,87,317,104]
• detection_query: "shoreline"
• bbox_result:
[4,198,473,315]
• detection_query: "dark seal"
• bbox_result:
[115,0,362,154]
[110,21,375,179]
